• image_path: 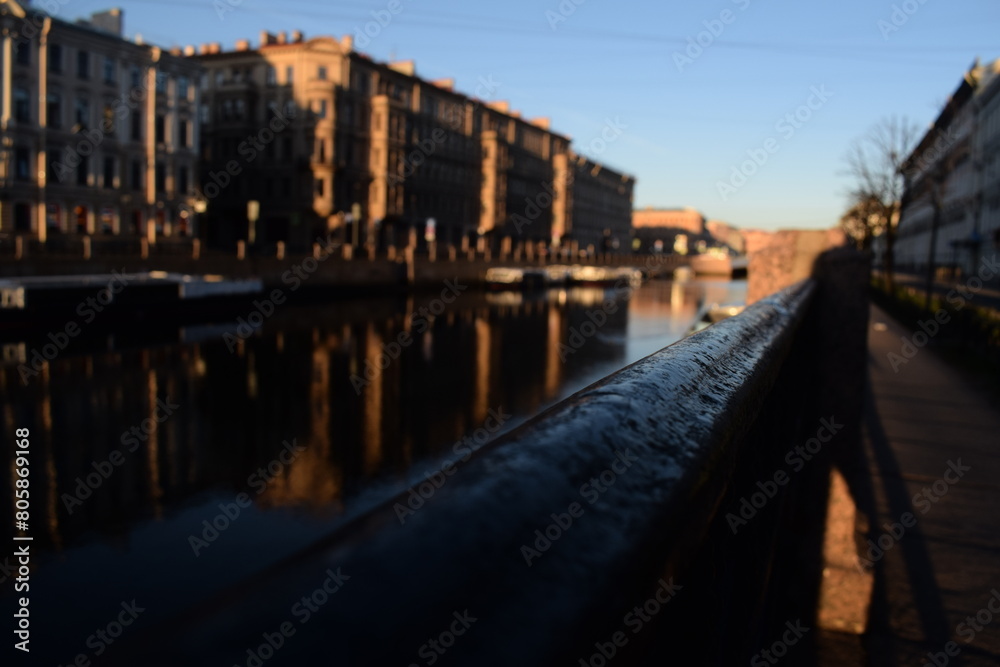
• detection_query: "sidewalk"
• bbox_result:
[838,303,1000,665]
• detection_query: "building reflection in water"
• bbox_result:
[0,280,740,566]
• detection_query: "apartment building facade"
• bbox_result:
[896,58,1000,274]
[0,1,202,241]
[196,31,633,252]
[567,153,635,252]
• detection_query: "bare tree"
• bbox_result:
[842,115,921,293]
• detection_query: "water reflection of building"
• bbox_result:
[0,287,660,557]
[257,332,343,510]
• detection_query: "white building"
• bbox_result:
[0,1,202,241]
[896,58,1000,275]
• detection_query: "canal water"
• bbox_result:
[0,278,744,662]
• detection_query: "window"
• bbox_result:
[178,76,190,100]
[316,139,326,162]
[14,148,31,180]
[222,99,233,120]
[179,120,189,148]
[284,99,296,118]
[130,66,141,90]
[353,71,369,94]
[215,71,225,87]
[48,148,64,183]
[74,96,89,127]
[155,115,165,144]
[155,162,166,193]
[266,67,277,85]
[235,99,245,119]
[317,66,327,80]
[102,104,115,133]
[14,87,30,123]
[200,103,210,124]
[103,57,116,84]
[315,177,325,196]
[48,44,63,73]
[130,113,142,141]
[130,160,142,190]
[103,157,115,188]
[178,166,189,195]
[285,65,293,84]
[46,92,62,127]
[156,72,168,94]
[77,50,90,78]
[76,157,89,186]
[15,39,31,66]
[315,99,327,119]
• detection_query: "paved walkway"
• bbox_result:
[828,302,1000,666]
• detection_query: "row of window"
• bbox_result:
[10,147,190,194]
[13,40,192,100]
[11,88,192,146]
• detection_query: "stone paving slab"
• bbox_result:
[855,303,1000,666]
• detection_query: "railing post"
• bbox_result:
[275,241,284,261]
[140,238,149,259]
[236,240,246,260]
[82,236,91,260]
[192,239,201,260]
[14,236,24,260]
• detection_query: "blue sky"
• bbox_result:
[50,0,1000,230]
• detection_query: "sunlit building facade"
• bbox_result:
[896,58,1000,273]
[195,32,633,251]
[0,2,202,240]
